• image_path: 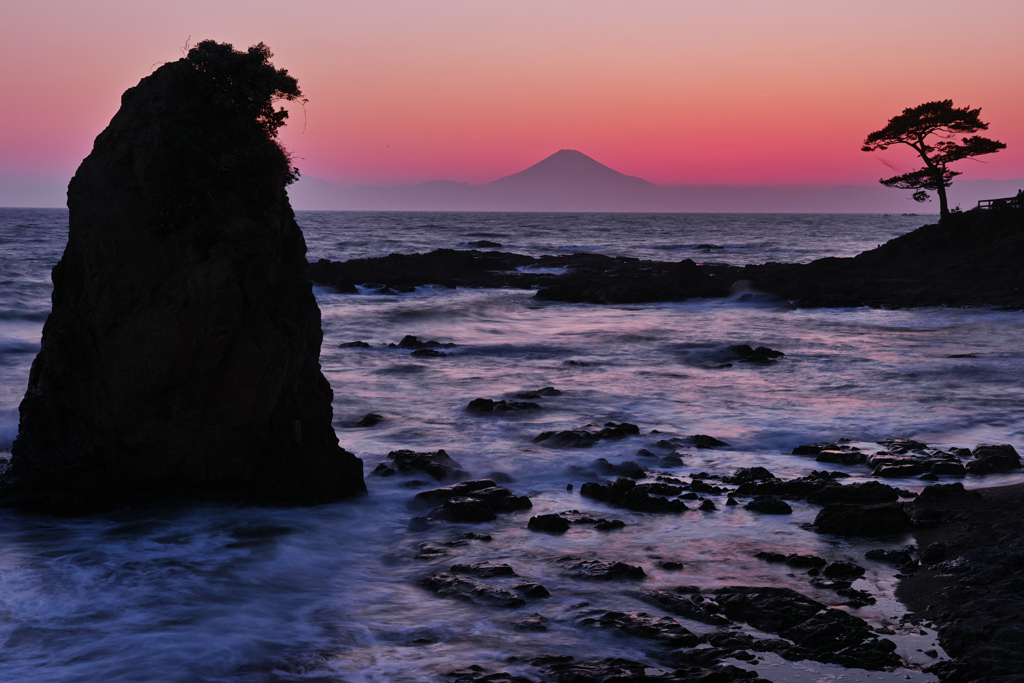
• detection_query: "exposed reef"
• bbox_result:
[308,207,1024,308]
[0,41,364,512]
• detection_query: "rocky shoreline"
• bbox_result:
[896,482,1024,683]
[308,207,1024,308]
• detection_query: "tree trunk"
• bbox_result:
[936,183,950,221]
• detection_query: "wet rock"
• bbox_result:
[967,443,1021,473]
[726,344,785,363]
[658,455,685,467]
[813,503,912,537]
[744,497,792,515]
[805,481,899,506]
[390,335,458,350]
[734,472,837,500]
[356,413,384,427]
[341,341,371,348]
[511,613,548,632]
[450,562,517,578]
[388,449,468,481]
[576,609,701,647]
[466,398,542,413]
[815,449,868,465]
[420,573,525,608]
[699,499,717,511]
[915,481,983,503]
[873,462,929,478]
[822,561,866,580]
[514,583,550,599]
[407,516,431,532]
[513,387,561,399]
[371,463,396,477]
[580,478,690,513]
[411,479,498,509]
[410,348,447,358]
[689,479,729,494]
[756,552,827,570]
[528,514,570,533]
[658,561,684,570]
[726,497,739,506]
[636,482,683,496]
[864,547,915,567]
[634,589,731,626]
[685,434,730,449]
[792,442,838,456]
[560,559,646,581]
[534,430,598,448]
[721,467,776,485]
[593,458,647,479]
[429,498,497,523]
[593,519,626,531]
[920,541,949,564]
[465,240,502,248]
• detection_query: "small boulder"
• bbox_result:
[528,514,570,533]
[814,503,912,537]
[745,497,792,515]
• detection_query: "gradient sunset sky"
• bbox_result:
[3,0,1023,187]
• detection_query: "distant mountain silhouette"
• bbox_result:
[282,151,1022,213]
[484,149,656,193]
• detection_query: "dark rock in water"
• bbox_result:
[755,551,827,570]
[465,240,502,248]
[341,340,371,348]
[533,422,639,448]
[388,449,467,481]
[528,513,570,533]
[0,41,364,511]
[697,243,724,250]
[726,344,785,363]
[792,442,837,456]
[410,348,447,358]
[580,478,689,513]
[356,413,384,427]
[726,496,739,506]
[419,572,525,608]
[389,335,458,350]
[371,463,396,477]
[722,467,775,484]
[513,386,561,399]
[593,519,626,531]
[658,560,684,570]
[449,562,517,578]
[864,548,914,567]
[815,449,867,465]
[410,479,497,509]
[593,458,647,479]
[635,589,731,626]
[822,561,866,580]
[407,516,431,532]
[805,481,898,506]
[699,499,717,511]
[685,434,730,449]
[465,398,541,413]
[511,612,548,632]
[915,481,983,503]
[929,460,966,475]
[428,497,496,523]
[873,462,928,478]
[514,583,550,599]
[967,443,1021,473]
[560,559,646,581]
[814,503,912,537]
[744,497,792,515]
[575,609,701,648]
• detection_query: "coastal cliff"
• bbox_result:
[0,41,365,511]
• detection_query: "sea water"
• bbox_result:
[0,208,1021,682]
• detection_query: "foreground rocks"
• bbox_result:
[0,41,364,512]
[897,482,1024,683]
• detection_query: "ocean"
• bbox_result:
[0,207,1021,682]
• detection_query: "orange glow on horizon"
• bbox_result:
[2,0,1023,187]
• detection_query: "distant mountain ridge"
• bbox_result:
[4,150,1021,212]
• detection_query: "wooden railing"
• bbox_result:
[977,195,1023,210]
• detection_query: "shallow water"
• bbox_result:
[0,208,1020,682]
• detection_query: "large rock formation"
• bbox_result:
[0,41,364,511]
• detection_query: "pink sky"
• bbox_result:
[2,0,1023,187]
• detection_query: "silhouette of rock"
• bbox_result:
[0,41,364,511]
